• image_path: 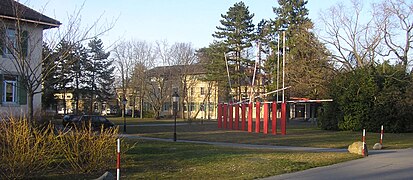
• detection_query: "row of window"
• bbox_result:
[162,102,215,112]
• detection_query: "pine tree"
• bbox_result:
[85,38,113,114]
[212,1,255,101]
[270,0,332,99]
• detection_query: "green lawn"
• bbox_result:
[120,139,359,179]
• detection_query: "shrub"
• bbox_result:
[0,116,59,179]
[0,116,124,178]
[320,63,413,133]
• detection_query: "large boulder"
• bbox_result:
[373,143,383,150]
[348,141,368,156]
[94,171,114,180]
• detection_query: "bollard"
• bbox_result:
[281,102,287,135]
[255,101,261,133]
[229,104,233,129]
[223,104,228,129]
[241,103,246,131]
[248,102,253,132]
[272,102,277,135]
[235,104,239,130]
[263,102,269,134]
[362,129,367,157]
[117,138,120,180]
[217,103,222,128]
[380,125,384,145]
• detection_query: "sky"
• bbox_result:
[26,0,358,49]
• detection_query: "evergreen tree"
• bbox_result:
[212,1,255,101]
[84,38,114,114]
[41,43,58,110]
[270,0,332,99]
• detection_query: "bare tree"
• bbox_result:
[319,0,382,70]
[0,0,113,120]
[113,40,156,117]
[374,0,413,70]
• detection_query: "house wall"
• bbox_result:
[0,23,43,116]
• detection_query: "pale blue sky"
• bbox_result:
[27,0,361,49]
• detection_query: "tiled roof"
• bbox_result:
[0,0,61,28]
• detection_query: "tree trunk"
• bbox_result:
[28,92,34,122]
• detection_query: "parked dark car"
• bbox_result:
[62,115,81,126]
[77,115,115,130]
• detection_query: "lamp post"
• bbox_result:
[172,91,179,142]
[122,97,127,133]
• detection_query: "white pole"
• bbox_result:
[117,138,120,180]
[276,33,280,102]
[282,31,286,103]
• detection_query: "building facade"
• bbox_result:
[0,0,60,115]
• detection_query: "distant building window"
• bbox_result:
[190,87,194,97]
[3,75,17,103]
[163,103,170,111]
[200,87,205,95]
[190,102,195,111]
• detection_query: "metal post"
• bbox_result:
[174,101,177,142]
[123,104,126,133]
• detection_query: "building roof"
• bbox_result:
[0,0,61,28]
[146,64,207,77]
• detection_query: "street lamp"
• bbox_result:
[172,91,179,142]
[122,97,127,133]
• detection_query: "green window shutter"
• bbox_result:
[18,76,27,105]
[21,31,29,57]
[0,74,3,104]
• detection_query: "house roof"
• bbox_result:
[0,0,61,29]
[146,64,207,77]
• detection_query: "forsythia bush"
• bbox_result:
[0,116,122,179]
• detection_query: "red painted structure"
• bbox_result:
[255,101,260,133]
[217,104,222,128]
[281,102,287,135]
[248,102,253,132]
[223,104,227,129]
[228,104,233,129]
[235,104,239,130]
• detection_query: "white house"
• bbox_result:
[0,0,60,115]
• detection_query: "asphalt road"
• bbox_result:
[262,148,413,180]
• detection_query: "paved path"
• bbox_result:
[121,135,347,152]
[262,148,413,180]
[122,134,413,180]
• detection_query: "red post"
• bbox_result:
[380,125,384,145]
[362,129,366,157]
[263,102,269,134]
[248,102,253,133]
[255,101,260,133]
[281,102,287,135]
[272,102,277,135]
[217,103,222,128]
[223,104,227,129]
[241,103,246,131]
[228,104,233,129]
[235,104,239,130]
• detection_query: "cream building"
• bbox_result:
[0,0,60,115]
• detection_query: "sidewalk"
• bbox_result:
[121,134,347,152]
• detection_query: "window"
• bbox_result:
[1,29,28,56]
[4,29,16,54]
[189,102,195,112]
[200,87,205,95]
[163,103,170,111]
[3,75,17,103]
[190,87,194,97]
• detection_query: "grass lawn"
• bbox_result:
[119,139,359,179]
[121,120,413,149]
